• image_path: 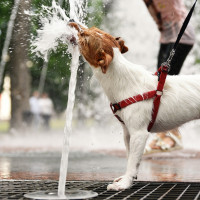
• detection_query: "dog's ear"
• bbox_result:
[115,37,128,54]
[96,49,112,74]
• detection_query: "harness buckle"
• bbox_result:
[156,90,163,96]
[110,103,121,114]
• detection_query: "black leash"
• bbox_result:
[173,0,197,51]
[161,0,197,71]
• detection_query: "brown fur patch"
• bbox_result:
[69,22,128,73]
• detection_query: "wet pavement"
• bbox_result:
[1,124,200,184]
[1,149,200,182]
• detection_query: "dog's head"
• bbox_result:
[69,22,128,73]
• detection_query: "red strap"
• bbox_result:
[114,115,125,124]
[148,65,168,131]
[156,65,168,92]
[147,94,161,131]
[110,90,157,114]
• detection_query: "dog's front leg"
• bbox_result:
[107,128,149,191]
[111,125,130,184]
[123,125,130,158]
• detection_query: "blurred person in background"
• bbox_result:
[143,0,195,153]
[29,91,40,128]
[39,92,54,129]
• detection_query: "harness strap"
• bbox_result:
[110,64,168,131]
[147,64,168,131]
[110,90,157,114]
[110,90,157,125]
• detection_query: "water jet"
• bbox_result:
[24,1,98,199]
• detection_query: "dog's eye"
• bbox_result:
[115,37,121,41]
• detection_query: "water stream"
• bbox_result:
[58,45,80,197]
[25,0,98,199]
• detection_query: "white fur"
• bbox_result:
[91,48,200,191]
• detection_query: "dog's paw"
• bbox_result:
[107,176,133,191]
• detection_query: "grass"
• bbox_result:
[0,118,66,134]
[0,120,9,133]
[0,117,87,133]
[50,117,66,130]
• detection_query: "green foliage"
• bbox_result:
[30,47,71,113]
[0,0,107,113]
[0,0,13,92]
[30,0,72,113]
[87,0,105,27]
[194,1,200,65]
[0,0,13,59]
[186,1,200,66]
[29,0,106,113]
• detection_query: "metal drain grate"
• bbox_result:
[1,181,200,200]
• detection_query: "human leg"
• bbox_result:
[157,43,193,75]
[169,43,193,75]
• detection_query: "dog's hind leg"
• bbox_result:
[107,128,149,191]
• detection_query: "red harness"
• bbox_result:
[110,65,169,132]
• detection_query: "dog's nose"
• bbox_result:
[69,35,77,45]
[69,19,75,22]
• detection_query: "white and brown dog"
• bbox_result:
[69,22,200,191]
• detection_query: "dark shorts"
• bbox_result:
[157,43,193,75]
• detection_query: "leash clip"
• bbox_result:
[161,49,175,73]
[160,49,176,74]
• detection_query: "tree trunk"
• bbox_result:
[9,0,31,131]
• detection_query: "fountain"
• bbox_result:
[24,0,98,199]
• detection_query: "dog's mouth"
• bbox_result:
[68,21,83,45]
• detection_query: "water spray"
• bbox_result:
[24,1,98,199]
